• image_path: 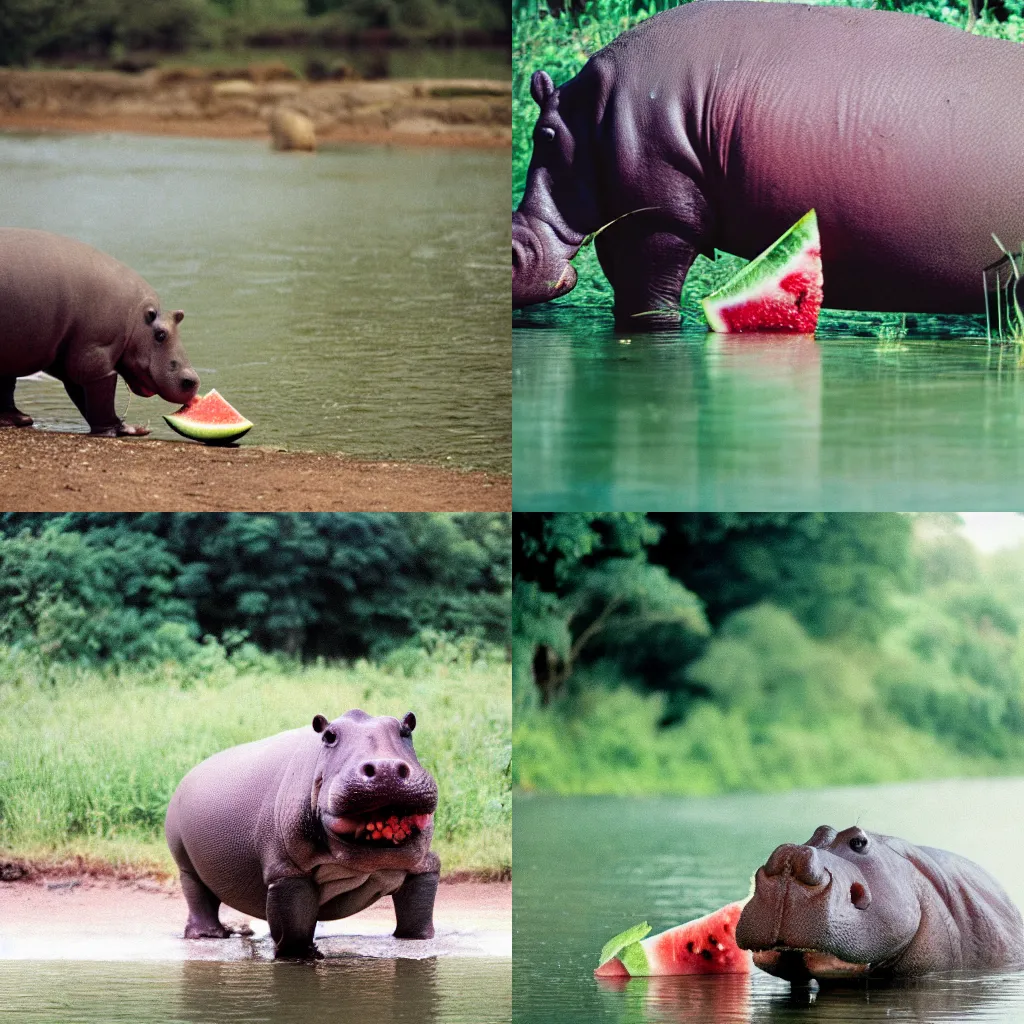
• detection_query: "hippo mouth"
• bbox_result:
[752,947,871,980]
[324,805,434,848]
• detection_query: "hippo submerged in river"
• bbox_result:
[0,228,199,435]
[736,825,1024,982]
[513,1,1024,326]
[165,709,440,958]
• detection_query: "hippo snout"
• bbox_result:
[512,213,580,308]
[359,758,412,782]
[765,844,830,889]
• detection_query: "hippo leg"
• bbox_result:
[267,876,322,959]
[392,853,440,939]
[62,374,150,437]
[596,225,698,330]
[179,868,233,939]
[0,377,32,427]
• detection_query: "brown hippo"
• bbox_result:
[736,825,1024,982]
[513,1,1024,327]
[0,228,199,435]
[165,709,440,958]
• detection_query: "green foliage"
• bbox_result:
[0,651,510,876]
[0,514,510,665]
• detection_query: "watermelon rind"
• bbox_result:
[701,210,821,333]
[597,922,653,973]
[163,389,253,445]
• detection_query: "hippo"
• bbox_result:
[0,228,199,435]
[513,2,1024,327]
[165,709,440,958]
[736,825,1024,982]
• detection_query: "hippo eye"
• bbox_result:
[154,328,168,343]
[322,728,337,746]
[850,835,869,853]
[538,126,556,142]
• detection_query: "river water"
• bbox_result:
[0,131,510,472]
[513,312,1024,509]
[513,778,1024,1024]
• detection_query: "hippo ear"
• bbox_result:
[531,70,555,107]
[312,714,329,733]
[144,307,158,325]
[400,712,416,738]
[173,310,185,324]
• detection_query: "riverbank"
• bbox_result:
[0,68,510,147]
[0,429,510,511]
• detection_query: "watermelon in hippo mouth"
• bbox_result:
[326,805,434,847]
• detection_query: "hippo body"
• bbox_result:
[513,2,1024,325]
[0,229,198,435]
[165,709,440,958]
[736,825,1024,982]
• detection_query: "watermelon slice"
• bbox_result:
[702,210,823,333]
[594,901,751,978]
[163,389,253,444]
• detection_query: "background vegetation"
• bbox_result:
[513,513,1024,794]
[0,513,511,877]
[0,0,510,66]
[512,0,1024,323]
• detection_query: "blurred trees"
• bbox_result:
[0,513,509,664]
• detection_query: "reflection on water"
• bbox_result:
[0,132,510,472]
[513,311,1024,508]
[513,778,1024,1024]
[0,957,510,1024]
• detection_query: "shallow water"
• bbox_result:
[0,957,510,1023]
[513,778,1024,1024]
[512,310,1024,508]
[0,132,510,472]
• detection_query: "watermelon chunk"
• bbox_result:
[702,210,823,333]
[595,901,752,978]
[163,389,253,444]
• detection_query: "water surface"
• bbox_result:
[1,132,510,472]
[514,778,1024,1024]
[513,311,1024,508]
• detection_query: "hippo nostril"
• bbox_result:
[181,377,197,391]
[850,881,871,910]
[398,763,410,779]
[361,763,376,778]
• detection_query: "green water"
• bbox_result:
[0,958,510,1023]
[0,131,510,473]
[513,778,1024,1024]
[512,312,1024,508]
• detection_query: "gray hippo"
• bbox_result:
[0,228,199,435]
[165,709,440,958]
[513,1,1024,326]
[736,825,1024,981]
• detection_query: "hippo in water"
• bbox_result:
[0,228,199,435]
[513,1,1024,326]
[165,709,440,958]
[736,825,1024,981]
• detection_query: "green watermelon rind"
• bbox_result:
[701,210,819,332]
[163,389,254,444]
[597,921,652,972]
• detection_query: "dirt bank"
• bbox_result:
[0,68,510,147]
[0,428,510,511]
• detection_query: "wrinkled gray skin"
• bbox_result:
[514,1,1024,327]
[736,825,1024,982]
[0,228,199,435]
[165,709,440,959]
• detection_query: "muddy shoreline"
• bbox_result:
[0,429,510,512]
[0,68,510,147]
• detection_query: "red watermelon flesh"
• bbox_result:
[163,389,253,444]
[702,210,823,333]
[595,901,751,978]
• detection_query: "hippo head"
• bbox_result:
[118,305,199,404]
[311,709,438,869]
[513,69,599,309]
[736,826,924,981]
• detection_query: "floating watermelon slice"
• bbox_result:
[594,901,752,978]
[164,389,253,444]
[702,210,823,333]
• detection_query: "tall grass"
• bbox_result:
[0,645,511,878]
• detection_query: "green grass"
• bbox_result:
[0,650,511,879]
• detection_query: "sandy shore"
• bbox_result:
[0,877,511,960]
[0,69,510,147]
[0,428,510,511]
